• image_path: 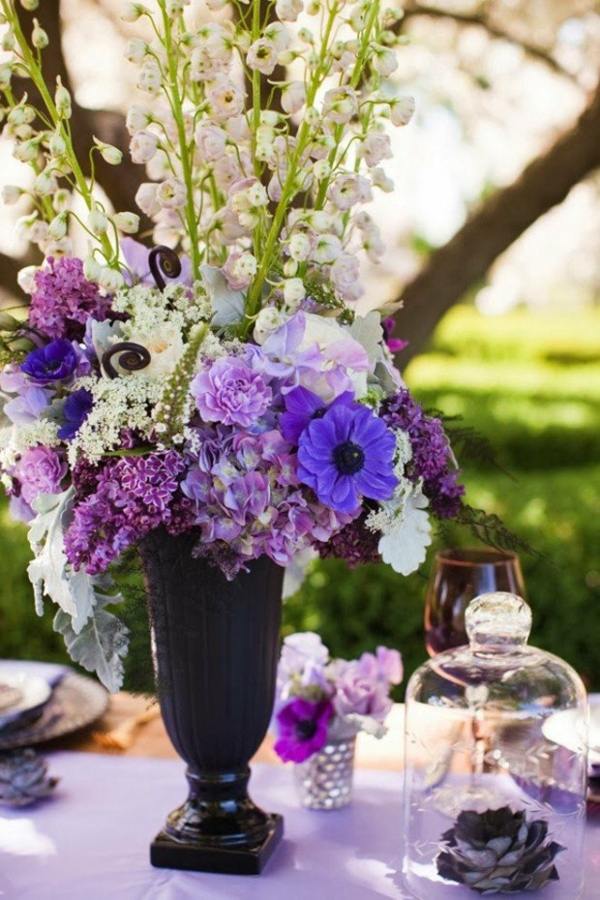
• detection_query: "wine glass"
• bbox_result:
[424,548,525,657]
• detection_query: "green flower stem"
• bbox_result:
[1,0,116,265]
[244,0,341,326]
[157,2,201,280]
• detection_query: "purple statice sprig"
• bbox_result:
[273,632,402,763]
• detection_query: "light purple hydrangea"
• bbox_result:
[191,356,272,427]
[14,446,67,509]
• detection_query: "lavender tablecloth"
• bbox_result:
[1,752,599,899]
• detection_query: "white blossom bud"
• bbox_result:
[0,65,13,90]
[126,105,152,135]
[8,105,35,127]
[254,307,285,344]
[113,211,140,234]
[20,0,40,9]
[93,138,122,165]
[48,212,68,240]
[288,231,311,261]
[121,3,148,22]
[373,45,398,77]
[306,0,320,13]
[129,130,159,164]
[17,265,38,294]
[33,170,58,196]
[13,139,40,163]
[88,206,108,235]
[371,166,394,192]
[304,107,319,127]
[54,78,72,119]
[1,185,22,205]
[135,181,160,217]
[53,188,70,212]
[1,30,15,52]
[83,255,101,282]
[312,159,331,181]
[98,267,125,291]
[138,60,161,95]
[125,38,148,64]
[31,19,48,49]
[48,130,66,157]
[281,81,306,115]
[283,277,305,307]
[283,258,298,277]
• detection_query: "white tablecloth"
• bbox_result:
[1,752,599,899]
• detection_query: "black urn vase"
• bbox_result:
[140,528,284,875]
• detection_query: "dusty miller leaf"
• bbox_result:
[200,265,244,326]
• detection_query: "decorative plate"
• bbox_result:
[0,672,51,732]
[0,673,108,750]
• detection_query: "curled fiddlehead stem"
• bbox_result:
[102,342,151,379]
[148,245,182,291]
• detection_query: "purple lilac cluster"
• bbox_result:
[382,389,465,519]
[273,633,402,763]
[64,451,187,574]
[28,258,112,340]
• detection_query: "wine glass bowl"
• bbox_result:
[424,548,525,657]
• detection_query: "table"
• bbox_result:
[2,696,599,899]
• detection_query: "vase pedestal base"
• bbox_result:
[150,814,284,875]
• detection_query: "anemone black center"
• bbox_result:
[312,407,326,420]
[333,441,365,475]
[295,718,318,741]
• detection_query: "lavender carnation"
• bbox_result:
[28,257,111,341]
[191,356,272,428]
[14,446,67,508]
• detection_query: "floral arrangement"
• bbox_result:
[0,0,465,692]
[273,632,401,762]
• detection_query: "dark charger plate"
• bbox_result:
[0,672,108,750]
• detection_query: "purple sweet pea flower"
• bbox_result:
[356,647,403,686]
[0,368,53,424]
[297,402,397,513]
[21,339,80,384]
[280,386,354,444]
[274,698,334,763]
[121,237,192,287]
[58,388,93,441]
[191,356,272,427]
[382,317,409,353]
[14,446,67,506]
[333,660,393,723]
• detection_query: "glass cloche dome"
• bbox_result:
[402,592,588,899]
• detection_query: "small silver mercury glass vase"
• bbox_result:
[294,721,357,810]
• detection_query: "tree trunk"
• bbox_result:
[394,80,600,363]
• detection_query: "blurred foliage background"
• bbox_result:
[2,304,599,688]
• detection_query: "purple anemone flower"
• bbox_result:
[274,698,333,763]
[281,386,354,444]
[21,339,80,384]
[297,403,398,514]
[58,388,93,441]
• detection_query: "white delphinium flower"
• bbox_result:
[372,44,398,77]
[330,252,363,302]
[194,123,227,162]
[275,0,303,23]
[126,105,152,135]
[2,185,22,204]
[312,233,341,264]
[390,96,415,127]
[88,206,108,235]
[122,2,149,22]
[288,232,311,262]
[264,22,290,52]
[137,59,161,95]
[281,81,306,115]
[98,267,125,292]
[190,47,227,82]
[129,130,159,164]
[222,251,257,290]
[31,19,48,49]
[322,87,358,124]
[17,265,38,294]
[254,307,285,344]
[206,77,245,121]
[156,177,186,210]
[135,182,161,217]
[48,211,68,240]
[229,178,268,228]
[328,173,372,211]
[125,38,149,64]
[372,166,394,192]
[359,131,392,168]
[247,38,278,75]
[94,140,122,165]
[355,212,385,262]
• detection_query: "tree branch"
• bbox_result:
[393,79,600,362]
[401,3,574,80]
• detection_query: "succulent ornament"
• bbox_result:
[0,749,58,808]
[436,806,565,894]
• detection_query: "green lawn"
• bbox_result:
[1,305,599,688]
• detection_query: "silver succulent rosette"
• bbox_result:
[294,719,358,810]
